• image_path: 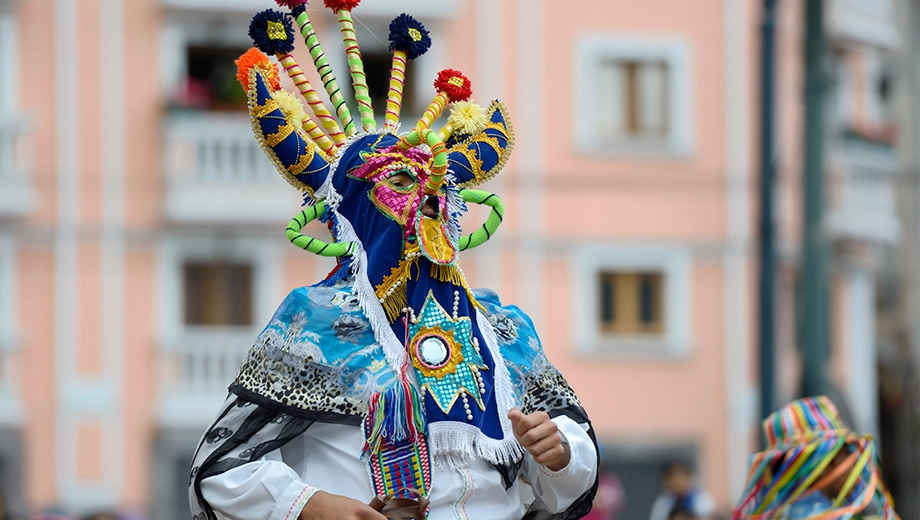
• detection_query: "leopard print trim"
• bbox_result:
[231,308,585,428]
[517,363,584,417]
[231,338,370,423]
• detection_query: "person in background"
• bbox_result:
[29,512,70,520]
[668,507,698,520]
[649,461,715,520]
[731,396,898,519]
[584,472,627,520]
[80,513,117,520]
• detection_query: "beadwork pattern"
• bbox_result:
[409,292,488,418]
[369,436,431,501]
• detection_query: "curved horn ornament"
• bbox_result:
[445,100,514,188]
[458,189,504,251]
[243,65,332,196]
[286,203,357,257]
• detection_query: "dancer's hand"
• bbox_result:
[508,408,571,471]
[299,490,387,520]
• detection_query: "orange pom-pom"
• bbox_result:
[235,48,281,92]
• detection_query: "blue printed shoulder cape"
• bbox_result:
[230,283,588,432]
[189,278,598,520]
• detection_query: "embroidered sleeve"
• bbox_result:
[522,416,598,515]
[199,459,319,520]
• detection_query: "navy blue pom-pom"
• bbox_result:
[249,9,296,56]
[388,14,431,61]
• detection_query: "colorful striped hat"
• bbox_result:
[733,396,898,520]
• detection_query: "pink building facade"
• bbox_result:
[0,0,903,517]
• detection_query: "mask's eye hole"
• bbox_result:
[387,170,416,188]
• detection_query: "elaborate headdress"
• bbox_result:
[733,396,898,520]
[242,1,510,189]
[237,0,516,505]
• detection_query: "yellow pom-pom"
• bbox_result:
[447,101,487,136]
[271,90,307,133]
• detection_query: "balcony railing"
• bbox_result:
[827,136,900,244]
[827,0,899,49]
[156,328,253,427]
[0,118,35,218]
[163,111,301,223]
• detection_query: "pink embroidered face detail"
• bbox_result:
[352,146,447,238]
[371,182,422,231]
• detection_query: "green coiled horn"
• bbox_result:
[286,204,356,257]
[458,189,504,251]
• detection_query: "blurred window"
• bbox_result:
[176,44,249,111]
[363,49,418,119]
[833,47,897,143]
[572,245,691,356]
[575,36,692,155]
[597,60,670,142]
[599,272,665,335]
[183,262,254,326]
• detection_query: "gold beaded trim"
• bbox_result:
[289,146,317,176]
[253,98,280,118]
[266,122,295,147]
[449,100,515,189]
[247,69,325,196]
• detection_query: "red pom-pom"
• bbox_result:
[235,48,281,92]
[274,0,307,7]
[433,69,473,101]
[323,0,361,12]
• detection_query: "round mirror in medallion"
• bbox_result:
[417,336,450,368]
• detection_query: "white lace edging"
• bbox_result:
[428,420,524,467]
[314,132,409,374]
